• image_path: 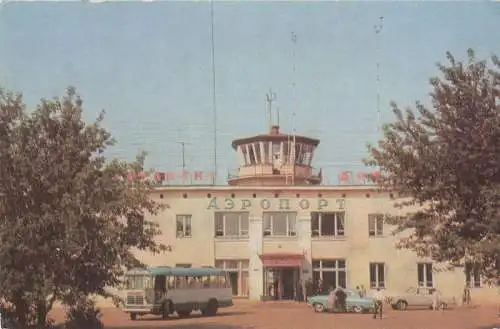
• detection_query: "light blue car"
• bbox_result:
[306,289,375,313]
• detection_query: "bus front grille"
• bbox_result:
[126,295,144,305]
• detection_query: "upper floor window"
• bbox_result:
[465,262,481,288]
[176,215,192,238]
[311,212,345,237]
[417,262,433,288]
[263,212,296,237]
[214,212,249,238]
[368,214,384,237]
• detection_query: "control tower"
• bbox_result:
[228,123,322,186]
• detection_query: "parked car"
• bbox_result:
[388,287,456,310]
[307,289,375,313]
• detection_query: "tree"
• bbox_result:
[366,49,500,283]
[0,87,167,327]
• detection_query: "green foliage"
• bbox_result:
[0,87,166,327]
[366,49,500,283]
[64,296,103,329]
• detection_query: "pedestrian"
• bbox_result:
[327,287,337,312]
[356,286,363,297]
[431,288,440,310]
[373,288,384,319]
[335,287,347,312]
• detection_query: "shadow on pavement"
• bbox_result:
[108,324,245,329]
[135,311,249,321]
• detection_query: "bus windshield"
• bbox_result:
[125,274,152,290]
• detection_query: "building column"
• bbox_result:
[249,215,263,300]
[268,141,273,163]
[298,215,312,282]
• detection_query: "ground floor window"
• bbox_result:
[417,262,433,288]
[215,259,249,297]
[312,259,346,292]
[369,262,385,289]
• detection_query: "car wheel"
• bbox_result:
[396,300,408,310]
[313,303,325,313]
[130,313,137,321]
[352,305,363,313]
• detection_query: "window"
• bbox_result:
[262,142,269,164]
[214,259,249,296]
[465,262,481,288]
[125,275,152,289]
[368,214,384,237]
[263,212,297,237]
[248,145,256,164]
[214,212,249,238]
[272,142,280,160]
[311,212,345,237]
[176,215,192,238]
[241,146,248,165]
[417,263,433,287]
[254,143,261,163]
[312,259,346,292]
[369,263,385,289]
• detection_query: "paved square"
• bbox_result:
[51,301,500,329]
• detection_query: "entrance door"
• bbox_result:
[229,272,239,296]
[281,268,296,300]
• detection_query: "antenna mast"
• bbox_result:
[209,0,218,185]
[266,90,276,130]
[173,140,191,183]
[291,32,297,186]
[374,16,384,132]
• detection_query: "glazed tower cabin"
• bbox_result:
[228,125,322,186]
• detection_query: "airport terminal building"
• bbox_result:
[130,125,497,304]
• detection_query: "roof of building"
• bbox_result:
[231,125,320,150]
[152,184,379,193]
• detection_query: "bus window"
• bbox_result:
[202,276,211,288]
[174,276,183,289]
[167,276,175,289]
[217,274,229,288]
[125,275,151,290]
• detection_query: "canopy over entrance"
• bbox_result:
[259,253,303,267]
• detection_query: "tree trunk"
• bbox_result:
[36,301,48,327]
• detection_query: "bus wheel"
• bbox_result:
[203,299,218,316]
[130,313,137,321]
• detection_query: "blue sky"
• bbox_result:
[0,1,499,184]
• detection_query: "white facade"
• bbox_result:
[124,185,498,304]
[94,125,497,307]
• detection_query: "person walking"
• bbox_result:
[373,288,384,319]
[335,287,347,312]
[431,288,440,310]
[356,286,363,297]
[327,287,337,312]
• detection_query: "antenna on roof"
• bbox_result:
[277,107,280,127]
[291,32,298,186]
[266,90,276,130]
